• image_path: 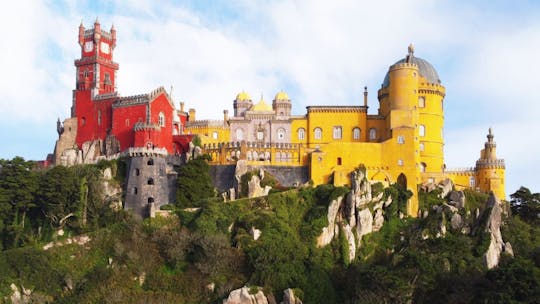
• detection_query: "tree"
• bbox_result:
[176,158,214,207]
[510,186,540,224]
[0,157,39,248]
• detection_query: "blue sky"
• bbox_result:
[0,0,539,197]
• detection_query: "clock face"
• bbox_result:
[84,41,93,52]
[100,42,110,54]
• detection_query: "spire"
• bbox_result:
[94,16,100,24]
[363,86,368,107]
[487,127,494,143]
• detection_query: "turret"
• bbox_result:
[475,128,506,199]
[273,90,292,117]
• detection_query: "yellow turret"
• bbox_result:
[475,128,506,199]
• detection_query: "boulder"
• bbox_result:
[247,175,271,198]
[450,213,463,230]
[438,179,453,198]
[372,209,384,232]
[281,288,303,304]
[223,286,268,304]
[316,197,343,247]
[345,192,356,227]
[448,191,466,209]
[356,208,373,241]
[443,203,459,213]
[504,242,514,257]
[250,227,262,241]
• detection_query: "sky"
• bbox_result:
[0,0,539,197]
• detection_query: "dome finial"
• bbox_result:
[408,43,415,56]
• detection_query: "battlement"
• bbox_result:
[476,159,505,169]
[124,147,168,157]
[202,141,305,165]
[306,106,367,113]
[75,55,118,68]
[446,167,475,175]
[185,120,227,128]
[133,122,161,131]
[390,62,418,70]
[94,92,119,101]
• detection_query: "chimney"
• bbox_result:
[223,109,229,121]
[180,102,185,112]
[188,108,196,121]
[363,86,368,107]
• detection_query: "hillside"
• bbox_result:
[0,157,539,303]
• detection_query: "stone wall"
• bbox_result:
[209,164,309,192]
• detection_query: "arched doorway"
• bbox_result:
[397,173,407,188]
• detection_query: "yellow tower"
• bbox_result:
[475,128,506,199]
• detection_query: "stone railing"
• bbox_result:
[446,167,475,175]
[476,159,505,168]
[202,141,305,165]
[124,147,168,157]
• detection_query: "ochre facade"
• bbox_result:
[187,45,506,216]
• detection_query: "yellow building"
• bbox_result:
[185,44,506,216]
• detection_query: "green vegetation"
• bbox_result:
[175,157,215,208]
[1,156,540,303]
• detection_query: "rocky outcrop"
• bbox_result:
[280,289,303,304]
[223,286,268,304]
[449,190,466,209]
[372,209,384,232]
[343,224,356,262]
[250,227,262,241]
[450,213,463,230]
[248,175,272,198]
[316,197,342,247]
[484,193,513,269]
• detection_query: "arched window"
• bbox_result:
[133,187,138,195]
[147,158,154,166]
[147,178,154,185]
[418,96,425,108]
[212,131,218,139]
[337,157,342,165]
[420,162,427,173]
[277,128,285,140]
[297,128,305,140]
[419,142,425,152]
[81,117,86,126]
[236,128,244,141]
[419,125,426,137]
[397,135,405,144]
[314,127,322,140]
[333,126,342,139]
[369,128,377,140]
[469,176,475,187]
[398,159,404,166]
[158,112,165,127]
[353,128,361,140]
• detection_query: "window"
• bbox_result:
[147,159,154,166]
[297,128,305,140]
[314,127,322,140]
[420,162,427,173]
[81,117,86,126]
[337,157,342,165]
[469,176,475,187]
[97,110,102,126]
[419,125,425,137]
[397,135,405,144]
[369,128,377,140]
[212,131,218,139]
[236,128,244,141]
[125,119,130,127]
[418,96,425,108]
[148,197,154,204]
[277,128,285,140]
[133,187,138,195]
[353,128,361,140]
[419,142,425,152]
[398,159,404,166]
[333,126,342,139]
[104,73,111,85]
[158,112,165,127]
[147,178,154,185]
[134,168,140,176]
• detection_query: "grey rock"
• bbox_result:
[316,197,343,247]
[438,178,454,198]
[223,286,268,304]
[449,190,466,209]
[356,208,373,241]
[343,224,356,262]
[373,209,384,232]
[484,193,508,269]
[504,242,514,257]
[451,213,463,230]
[281,288,303,304]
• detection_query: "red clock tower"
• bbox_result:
[73,19,119,148]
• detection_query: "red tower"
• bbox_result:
[73,19,119,148]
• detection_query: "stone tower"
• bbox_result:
[272,91,292,118]
[124,148,171,218]
[233,91,253,117]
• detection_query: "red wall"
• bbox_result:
[112,103,146,151]
[75,91,114,148]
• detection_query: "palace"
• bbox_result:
[53,21,505,217]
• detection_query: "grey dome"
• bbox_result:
[382,56,441,88]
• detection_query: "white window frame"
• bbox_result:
[158,112,165,127]
[397,135,405,144]
[277,128,285,140]
[333,126,342,139]
[369,128,377,140]
[419,125,425,137]
[314,127,322,140]
[236,128,244,141]
[353,127,361,140]
[297,128,305,140]
[418,96,425,108]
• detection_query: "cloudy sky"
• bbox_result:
[0,0,539,196]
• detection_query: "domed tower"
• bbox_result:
[273,90,292,118]
[233,91,253,117]
[475,128,506,199]
[377,44,446,217]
